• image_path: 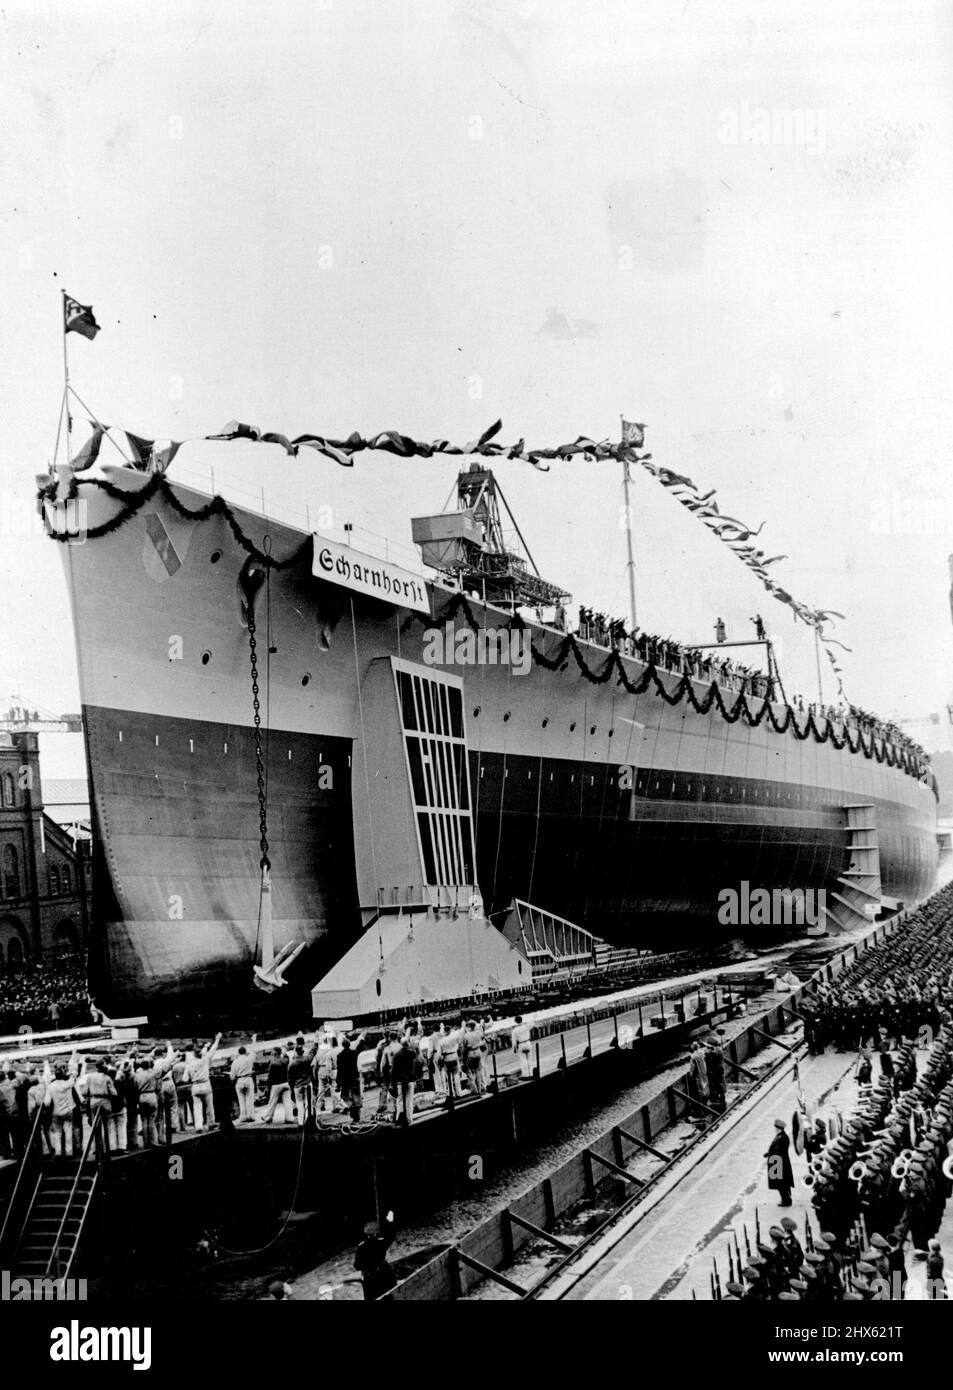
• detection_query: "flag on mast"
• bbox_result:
[63,294,100,340]
[620,418,645,449]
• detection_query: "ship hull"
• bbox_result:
[57,472,938,1013]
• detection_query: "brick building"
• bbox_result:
[0,730,91,971]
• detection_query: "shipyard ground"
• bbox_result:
[0,918,903,1301]
[546,1045,953,1303]
[215,935,863,1299]
[0,935,819,1147]
[251,915,915,1301]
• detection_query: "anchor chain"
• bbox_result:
[247,604,270,873]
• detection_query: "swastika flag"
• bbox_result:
[64,294,100,340]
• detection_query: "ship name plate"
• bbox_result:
[313,535,430,613]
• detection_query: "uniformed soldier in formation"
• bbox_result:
[711,880,953,1302]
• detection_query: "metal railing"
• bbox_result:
[0,1108,46,1262]
[46,1105,108,1281]
[167,460,429,576]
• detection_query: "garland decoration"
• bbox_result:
[58,409,852,701]
[38,471,312,571]
[52,406,854,700]
[38,420,932,788]
[404,592,934,786]
[61,405,861,700]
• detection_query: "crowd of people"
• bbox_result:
[575,606,777,699]
[0,1032,228,1160]
[571,607,927,766]
[0,1011,546,1160]
[0,952,94,1034]
[802,884,953,1055]
[684,1033,729,1111]
[847,703,924,765]
[735,883,953,1301]
[719,1212,942,1303]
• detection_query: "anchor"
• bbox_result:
[252,864,305,992]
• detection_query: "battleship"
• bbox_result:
[40,442,938,1020]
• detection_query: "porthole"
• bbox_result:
[210,550,222,564]
[201,651,212,666]
[569,721,577,732]
[503,711,511,722]
[302,674,311,687]
[590,725,596,735]
[541,718,549,728]
[473,706,481,717]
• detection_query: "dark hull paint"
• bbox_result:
[473,751,930,935]
[83,704,934,1010]
[83,705,362,1012]
[58,475,938,1015]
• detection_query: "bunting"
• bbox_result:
[71,415,645,475]
[71,424,107,472]
[79,415,655,475]
[199,417,630,473]
[622,422,851,696]
[124,431,156,469]
[37,472,929,788]
[61,405,853,697]
[824,644,846,701]
[120,431,183,473]
[152,440,182,472]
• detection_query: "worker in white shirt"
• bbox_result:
[77,1059,119,1150]
[440,1022,462,1097]
[151,1044,178,1143]
[511,1016,533,1079]
[133,1056,164,1148]
[27,1064,52,1153]
[430,1024,447,1094]
[230,1044,257,1123]
[172,1052,192,1130]
[46,1065,81,1157]
[312,1034,337,1115]
[189,1033,222,1131]
[462,1019,487,1094]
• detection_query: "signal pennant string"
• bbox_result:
[43,409,869,714]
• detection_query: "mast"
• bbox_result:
[622,454,638,631]
[814,627,824,705]
[60,289,71,465]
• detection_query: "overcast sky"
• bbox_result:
[3,0,953,779]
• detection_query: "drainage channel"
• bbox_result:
[382,912,908,1302]
[451,1012,805,1301]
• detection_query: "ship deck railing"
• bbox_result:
[160,459,923,773]
[166,459,430,577]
